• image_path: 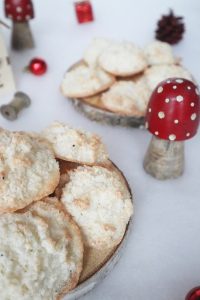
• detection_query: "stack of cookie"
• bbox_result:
[61,38,193,125]
[0,122,133,299]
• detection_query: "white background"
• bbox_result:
[0,0,200,299]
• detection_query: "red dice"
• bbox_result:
[74,1,94,24]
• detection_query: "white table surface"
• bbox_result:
[0,0,200,299]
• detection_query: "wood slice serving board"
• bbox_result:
[57,160,133,300]
[63,61,145,128]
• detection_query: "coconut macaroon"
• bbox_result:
[144,41,176,66]
[98,42,147,77]
[0,199,83,300]
[0,129,59,213]
[61,64,115,98]
[61,165,133,249]
[83,37,112,67]
[42,121,109,165]
[101,80,151,116]
[145,64,193,91]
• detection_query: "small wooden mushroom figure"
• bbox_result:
[4,0,35,50]
[144,78,200,180]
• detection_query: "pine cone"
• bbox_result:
[155,10,185,45]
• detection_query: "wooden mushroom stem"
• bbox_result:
[143,136,184,180]
[12,21,34,50]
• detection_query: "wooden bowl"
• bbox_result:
[57,160,133,300]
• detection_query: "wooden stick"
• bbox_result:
[11,21,34,50]
[143,136,184,180]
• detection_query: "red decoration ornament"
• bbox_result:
[74,1,94,24]
[4,0,34,22]
[186,287,200,300]
[28,58,47,76]
[146,78,200,141]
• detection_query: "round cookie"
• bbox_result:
[42,121,109,165]
[99,42,147,76]
[0,199,83,300]
[144,41,176,65]
[145,64,193,91]
[83,37,112,67]
[61,64,115,98]
[0,129,59,213]
[101,79,151,116]
[61,165,133,249]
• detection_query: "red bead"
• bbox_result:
[74,1,94,24]
[29,58,47,76]
[146,78,200,141]
[186,287,200,300]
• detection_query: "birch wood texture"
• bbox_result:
[143,136,184,180]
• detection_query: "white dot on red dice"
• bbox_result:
[176,95,183,102]
[174,119,179,124]
[149,108,151,112]
[169,134,176,141]
[190,102,195,107]
[155,131,159,135]
[173,85,177,89]
[176,79,183,83]
[186,133,190,137]
[191,113,197,121]
[165,98,170,103]
[158,111,165,119]
[187,86,191,90]
[157,86,163,93]
[166,80,171,83]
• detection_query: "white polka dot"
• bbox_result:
[155,131,159,135]
[186,133,190,137]
[176,95,184,102]
[148,108,151,112]
[16,6,22,12]
[187,86,191,90]
[158,111,165,119]
[145,122,148,129]
[190,102,195,107]
[176,79,183,83]
[195,88,200,95]
[173,85,177,89]
[166,80,171,83]
[191,113,197,121]
[169,134,176,141]
[165,98,170,103]
[174,119,179,124]
[157,86,163,93]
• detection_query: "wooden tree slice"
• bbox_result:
[57,159,133,299]
[63,60,145,128]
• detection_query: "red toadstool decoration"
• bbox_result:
[4,0,35,50]
[144,77,200,180]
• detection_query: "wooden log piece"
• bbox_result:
[143,136,184,180]
[12,21,34,50]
